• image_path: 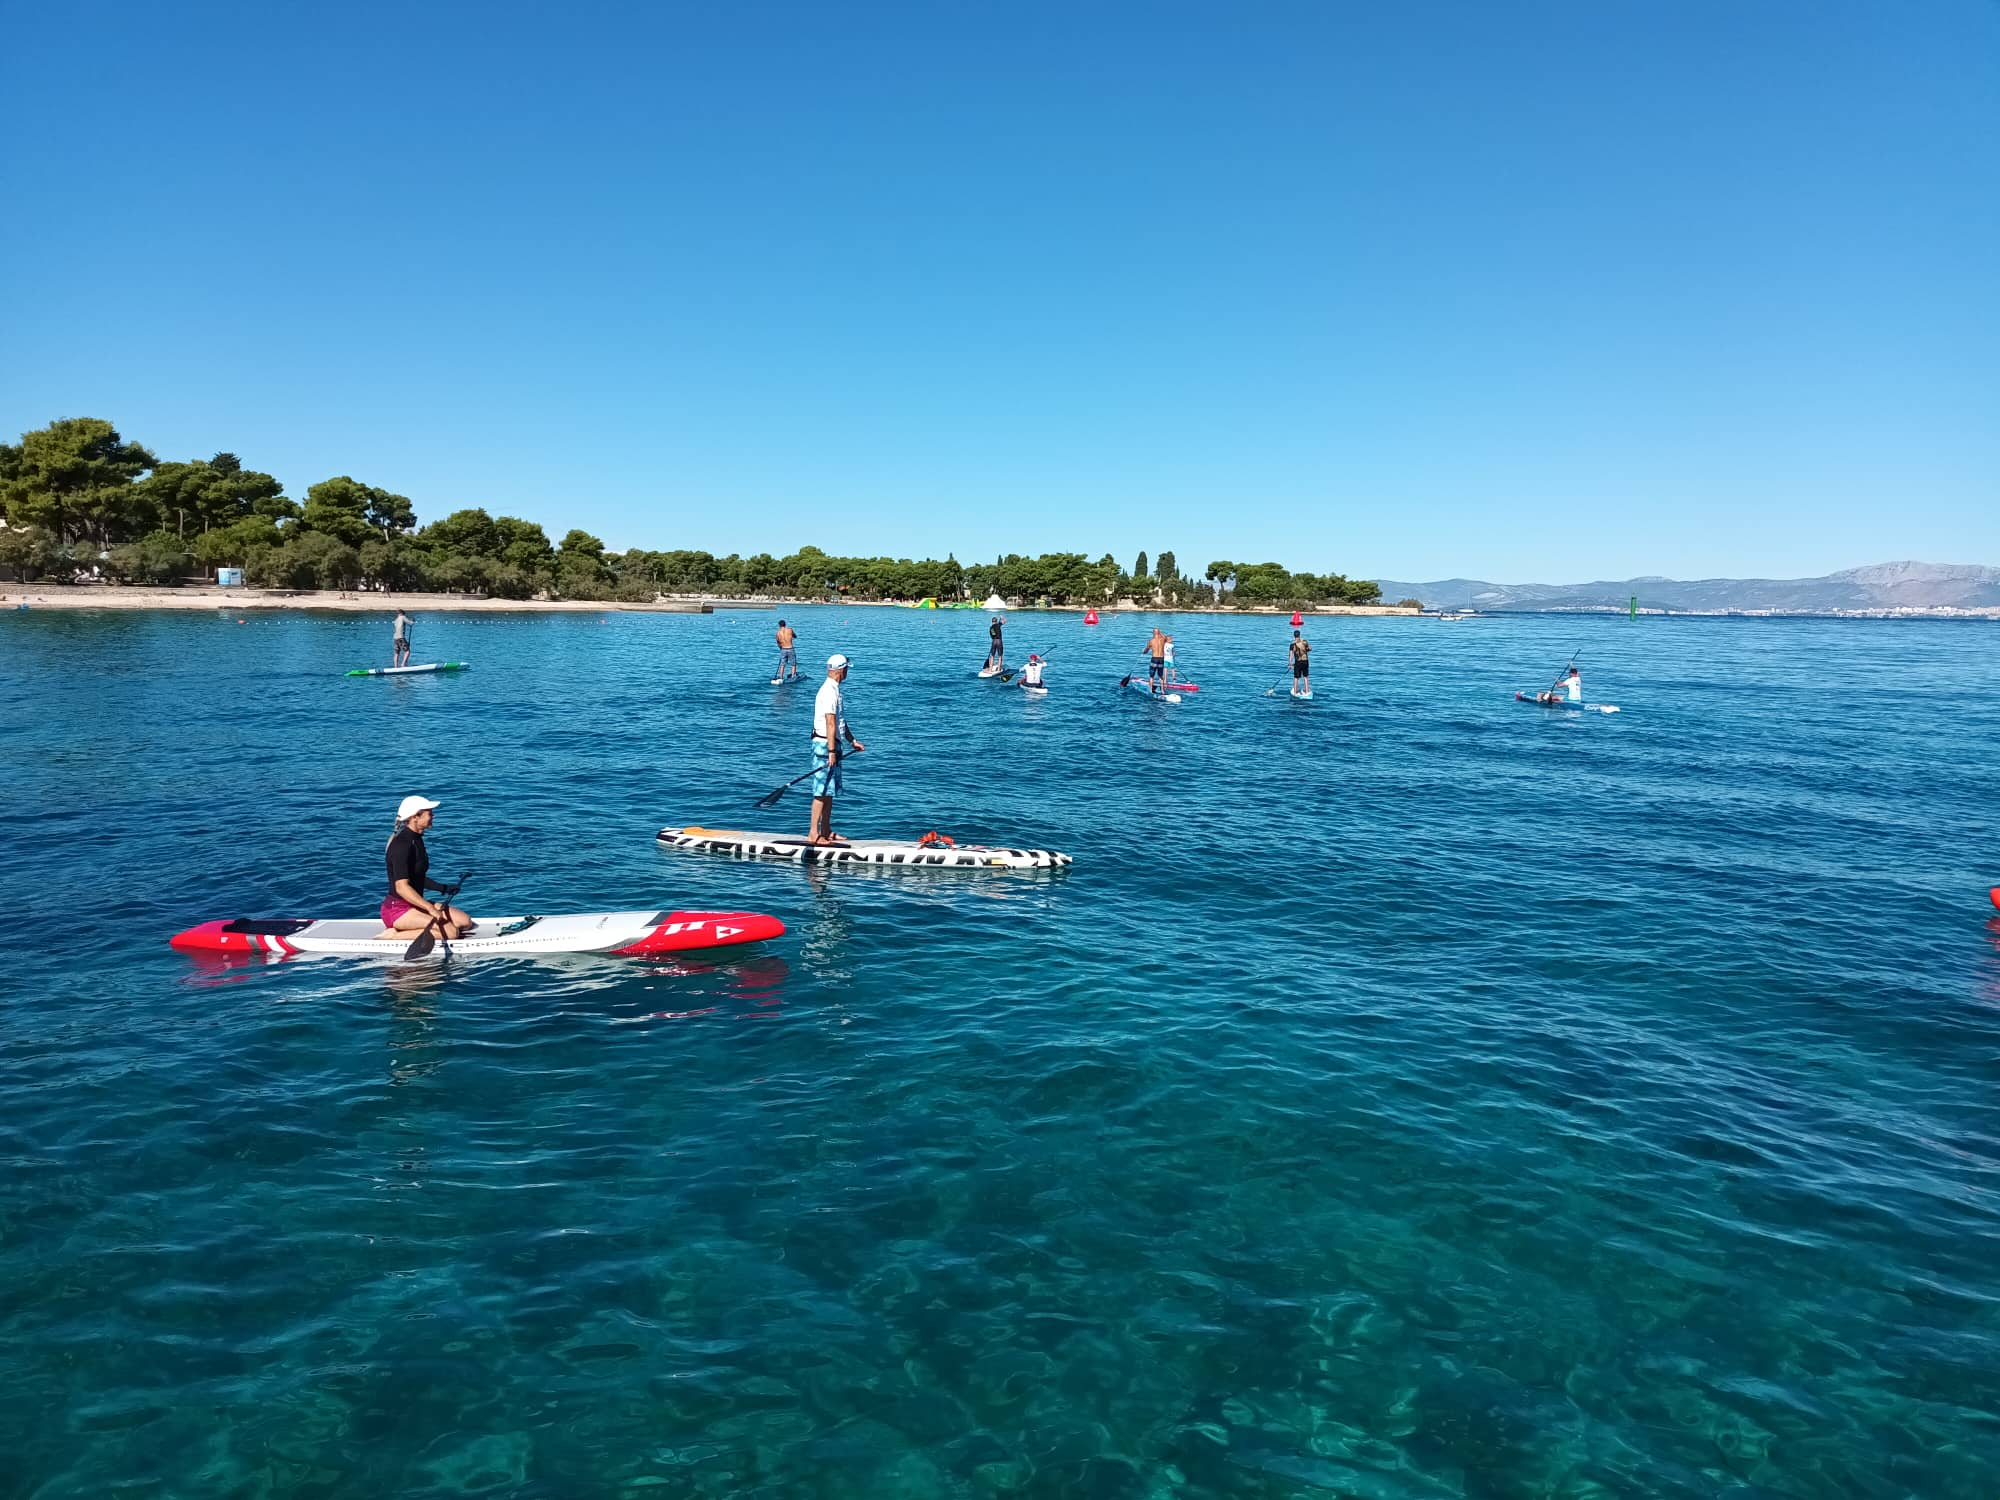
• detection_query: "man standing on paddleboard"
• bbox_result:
[1144,626,1167,694]
[774,619,798,682]
[392,609,413,668]
[987,614,1005,671]
[1289,628,1311,697]
[808,654,864,846]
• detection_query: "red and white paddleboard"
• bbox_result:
[168,909,784,959]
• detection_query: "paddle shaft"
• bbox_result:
[755,742,864,807]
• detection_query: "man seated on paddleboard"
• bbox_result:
[379,795,473,939]
[1020,653,1046,688]
[808,656,864,846]
[1541,666,1582,704]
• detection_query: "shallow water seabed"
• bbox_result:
[3,606,1999,1497]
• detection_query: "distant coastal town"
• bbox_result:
[0,417,1390,612]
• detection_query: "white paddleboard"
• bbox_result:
[171,908,783,958]
[346,661,470,677]
[659,826,1071,869]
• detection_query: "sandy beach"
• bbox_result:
[1,585,715,613]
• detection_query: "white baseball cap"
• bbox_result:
[827,654,851,669]
[397,795,441,821]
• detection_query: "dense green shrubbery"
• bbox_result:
[0,417,1382,607]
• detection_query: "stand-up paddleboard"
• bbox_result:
[1516,692,1619,714]
[659,826,1071,870]
[1124,678,1181,705]
[170,908,783,959]
[1290,687,1314,701]
[1021,683,1049,698]
[977,663,1005,679]
[347,661,470,677]
[1164,681,1200,693]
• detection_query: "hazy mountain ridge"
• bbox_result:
[1374,561,2000,613]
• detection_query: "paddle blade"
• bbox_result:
[402,927,437,960]
[753,785,790,809]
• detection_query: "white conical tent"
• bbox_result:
[983,593,1006,610]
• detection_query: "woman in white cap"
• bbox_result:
[379,795,473,939]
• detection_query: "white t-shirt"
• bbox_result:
[1022,660,1044,685]
[813,677,845,739]
[1564,676,1582,700]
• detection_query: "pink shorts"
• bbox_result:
[381,897,415,926]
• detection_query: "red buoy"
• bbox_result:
[1290,611,1303,626]
[1990,887,2000,912]
[1084,609,1099,626]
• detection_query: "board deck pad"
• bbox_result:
[660,826,1071,870]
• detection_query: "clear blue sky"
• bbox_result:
[3,0,1994,582]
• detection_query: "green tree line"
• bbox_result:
[0,416,1382,607]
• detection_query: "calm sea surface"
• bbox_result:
[4,605,1999,1499]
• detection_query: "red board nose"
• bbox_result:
[616,911,786,955]
[169,920,241,952]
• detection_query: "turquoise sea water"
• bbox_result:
[4,604,2000,1498]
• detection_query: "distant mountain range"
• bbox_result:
[1372,561,2000,614]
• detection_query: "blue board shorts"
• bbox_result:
[811,738,842,798]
